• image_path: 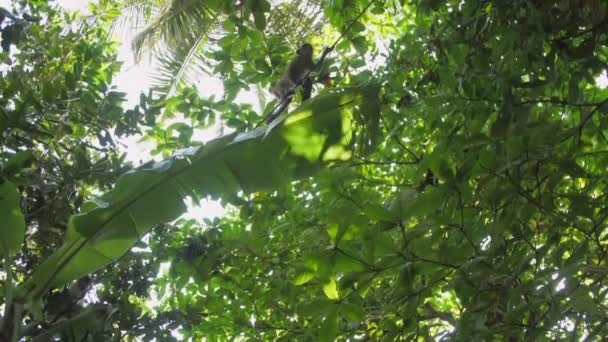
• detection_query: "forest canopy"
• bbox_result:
[1,0,607,340]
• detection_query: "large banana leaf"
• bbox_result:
[20,85,380,300]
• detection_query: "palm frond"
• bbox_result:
[131,0,215,62]
[266,0,326,48]
[111,0,162,41]
[149,24,219,97]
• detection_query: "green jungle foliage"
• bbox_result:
[0,0,607,340]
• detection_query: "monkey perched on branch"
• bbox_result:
[264,43,331,124]
[271,43,316,101]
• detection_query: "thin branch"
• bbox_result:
[518,98,607,107]
[455,187,479,254]
[348,158,419,167]
[377,111,422,162]
[420,302,456,326]
[577,98,608,138]
[334,246,374,270]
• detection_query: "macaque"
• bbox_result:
[259,43,332,125]
[271,43,316,101]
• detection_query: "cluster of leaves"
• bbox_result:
[126,0,608,340]
[2,0,608,341]
[0,0,380,337]
[0,0,133,259]
[0,1,150,340]
[140,87,261,157]
[0,6,41,53]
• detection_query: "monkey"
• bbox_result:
[271,43,316,101]
[259,43,332,125]
[416,169,438,192]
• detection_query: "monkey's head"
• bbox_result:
[297,43,313,57]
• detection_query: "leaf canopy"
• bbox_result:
[1,0,608,341]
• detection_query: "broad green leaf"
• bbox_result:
[323,277,339,300]
[20,85,380,299]
[0,180,25,256]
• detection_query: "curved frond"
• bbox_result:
[266,0,326,48]
[150,25,219,97]
[131,0,216,61]
[110,0,161,38]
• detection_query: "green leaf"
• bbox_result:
[326,222,340,243]
[568,75,580,103]
[319,307,339,342]
[388,188,417,220]
[1,151,34,177]
[410,187,442,216]
[564,241,589,268]
[0,180,25,256]
[350,21,365,33]
[323,277,339,300]
[340,302,365,321]
[571,287,600,315]
[334,251,366,272]
[451,44,468,66]
[293,270,316,285]
[363,204,393,221]
[253,11,266,31]
[299,299,334,317]
[351,37,367,55]
[438,66,457,90]
[373,232,395,257]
